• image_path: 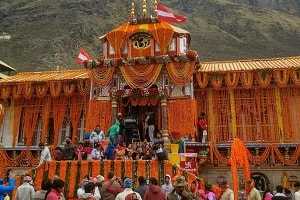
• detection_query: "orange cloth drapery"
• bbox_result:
[120,64,162,89]
[230,138,251,200]
[12,104,22,147]
[168,98,197,137]
[86,100,112,132]
[166,61,195,86]
[89,67,115,87]
[53,97,67,145]
[70,96,83,143]
[41,98,51,144]
[23,105,40,146]
[106,21,174,56]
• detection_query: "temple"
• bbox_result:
[0,0,300,198]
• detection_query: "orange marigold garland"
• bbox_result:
[196,73,209,88]
[35,84,48,98]
[114,160,122,178]
[125,160,133,178]
[150,160,159,179]
[225,72,240,88]
[59,161,68,181]
[68,162,78,198]
[241,72,253,89]
[80,161,89,181]
[92,161,101,178]
[104,160,111,179]
[137,160,146,178]
[49,81,62,97]
[34,163,45,191]
[164,161,173,177]
[63,82,76,96]
[273,70,289,88]
[166,62,195,86]
[47,161,57,180]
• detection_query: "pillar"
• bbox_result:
[111,97,118,123]
[161,98,170,146]
[207,89,216,143]
[274,88,284,143]
[229,89,237,139]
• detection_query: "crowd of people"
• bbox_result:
[1,169,300,200]
[39,117,168,163]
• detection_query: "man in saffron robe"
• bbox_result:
[108,120,120,146]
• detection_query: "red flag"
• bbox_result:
[156,3,187,23]
[76,48,92,65]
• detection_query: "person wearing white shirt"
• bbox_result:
[16,176,35,200]
[294,181,300,200]
[38,143,51,166]
[91,144,104,160]
[161,174,173,196]
[115,178,142,200]
[90,125,105,147]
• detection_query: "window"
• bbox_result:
[33,116,43,146]
[169,37,176,51]
[17,111,25,145]
[77,112,85,142]
[179,36,187,53]
[59,113,71,145]
[131,33,151,49]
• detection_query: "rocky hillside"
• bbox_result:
[0,0,300,71]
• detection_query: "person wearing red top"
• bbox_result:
[144,177,166,200]
[46,179,65,200]
[197,113,208,143]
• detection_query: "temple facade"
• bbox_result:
[0,0,300,195]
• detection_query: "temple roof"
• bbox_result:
[1,56,300,84]
[0,68,88,84]
[0,60,16,72]
[200,56,300,72]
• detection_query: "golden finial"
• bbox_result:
[153,0,158,17]
[130,1,136,19]
[142,0,147,17]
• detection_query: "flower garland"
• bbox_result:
[59,161,68,182]
[70,96,82,143]
[166,61,195,86]
[80,161,89,181]
[24,83,33,99]
[49,81,62,97]
[290,69,300,86]
[53,97,67,145]
[63,82,76,96]
[47,161,57,180]
[34,163,45,191]
[241,72,253,89]
[114,160,122,178]
[23,105,40,146]
[137,160,146,178]
[273,70,289,88]
[104,160,111,179]
[12,84,24,99]
[225,73,240,88]
[211,74,223,89]
[12,104,22,147]
[77,79,90,96]
[150,160,159,178]
[68,162,78,198]
[256,71,272,88]
[92,161,101,177]
[89,66,115,87]
[196,73,209,88]
[35,84,48,98]
[125,160,133,178]
[120,64,162,89]
[41,98,51,144]
[0,86,11,99]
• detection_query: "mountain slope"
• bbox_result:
[0,0,300,71]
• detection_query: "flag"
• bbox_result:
[76,48,92,65]
[156,3,187,23]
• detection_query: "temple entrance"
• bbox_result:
[117,85,162,144]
